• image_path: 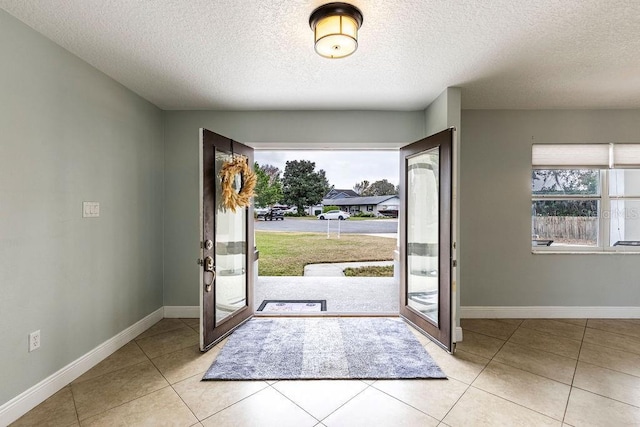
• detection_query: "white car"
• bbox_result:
[317,210,350,220]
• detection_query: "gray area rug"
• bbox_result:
[202,318,446,380]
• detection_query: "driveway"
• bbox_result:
[255,218,398,234]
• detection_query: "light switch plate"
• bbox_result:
[83,201,100,218]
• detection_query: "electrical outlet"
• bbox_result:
[29,330,40,352]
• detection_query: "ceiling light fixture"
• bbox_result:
[309,2,363,59]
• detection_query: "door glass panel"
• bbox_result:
[610,199,640,246]
[215,149,247,325]
[407,148,439,324]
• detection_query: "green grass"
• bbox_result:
[256,231,396,276]
[344,265,394,277]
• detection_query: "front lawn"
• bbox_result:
[256,231,396,276]
[344,265,394,277]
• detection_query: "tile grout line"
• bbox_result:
[440,322,496,420]
[67,385,81,427]
[167,381,201,423]
[134,319,194,341]
[73,384,174,424]
[570,383,640,410]
[562,320,587,425]
[368,381,448,423]
[490,323,583,361]
[71,339,169,423]
[438,382,472,424]
[460,318,523,342]
[467,323,570,423]
[315,381,373,424]
[517,325,584,342]
[267,383,322,424]
[196,382,271,424]
[144,332,202,426]
[471,324,566,420]
[136,333,200,360]
[491,321,582,385]
[584,321,640,340]
[582,326,640,356]
[575,358,640,380]
[467,384,563,423]
[437,325,507,423]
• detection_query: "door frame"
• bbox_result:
[199,128,255,351]
[399,128,454,352]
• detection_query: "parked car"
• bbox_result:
[257,208,284,221]
[317,210,350,220]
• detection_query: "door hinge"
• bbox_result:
[197,258,204,266]
[452,259,457,267]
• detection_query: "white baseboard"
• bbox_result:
[0,307,163,426]
[163,306,199,318]
[454,326,463,342]
[461,306,640,319]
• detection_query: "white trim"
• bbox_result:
[0,307,163,426]
[461,306,640,319]
[454,327,463,342]
[163,306,199,318]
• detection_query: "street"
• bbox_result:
[255,218,398,234]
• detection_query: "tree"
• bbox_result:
[361,179,398,196]
[353,180,370,195]
[253,162,283,207]
[532,169,599,217]
[260,164,281,185]
[532,169,598,195]
[282,160,330,214]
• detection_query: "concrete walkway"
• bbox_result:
[255,276,399,313]
[303,260,394,277]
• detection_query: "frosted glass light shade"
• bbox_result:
[315,15,358,58]
[309,3,363,59]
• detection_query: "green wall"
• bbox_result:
[460,109,640,306]
[0,10,164,405]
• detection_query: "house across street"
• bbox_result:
[307,189,399,217]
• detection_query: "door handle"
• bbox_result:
[204,256,215,292]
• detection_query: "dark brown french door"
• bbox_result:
[399,129,453,352]
[200,128,254,351]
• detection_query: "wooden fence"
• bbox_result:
[532,216,598,242]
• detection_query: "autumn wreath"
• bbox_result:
[219,155,256,212]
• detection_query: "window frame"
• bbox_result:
[531,169,603,252]
[607,169,640,251]
[532,168,640,253]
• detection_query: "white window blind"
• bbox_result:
[613,144,640,168]
[533,143,640,169]
[532,144,609,168]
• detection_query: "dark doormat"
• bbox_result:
[257,300,327,312]
[202,317,446,380]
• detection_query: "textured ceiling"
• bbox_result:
[1,0,639,110]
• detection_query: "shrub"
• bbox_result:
[353,211,375,218]
[322,205,339,213]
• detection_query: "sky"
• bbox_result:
[254,150,400,190]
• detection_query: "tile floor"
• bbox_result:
[10,317,640,426]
